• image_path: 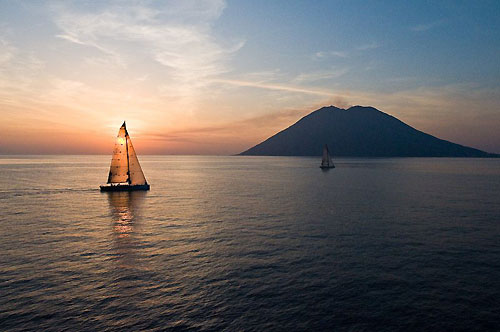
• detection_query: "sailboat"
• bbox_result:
[100,122,150,192]
[320,144,335,169]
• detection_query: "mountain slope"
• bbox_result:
[240,106,498,157]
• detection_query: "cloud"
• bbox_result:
[328,84,500,152]
[55,33,86,45]
[0,37,45,93]
[210,78,336,97]
[51,0,244,89]
[2,2,499,155]
[293,67,349,83]
[313,50,348,60]
[186,81,500,154]
[411,20,444,32]
[356,42,380,51]
[237,69,284,83]
[139,95,357,154]
[0,38,16,65]
[2,0,249,149]
[141,106,324,154]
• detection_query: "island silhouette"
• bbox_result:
[240,105,498,157]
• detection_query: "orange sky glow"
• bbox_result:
[1,1,499,155]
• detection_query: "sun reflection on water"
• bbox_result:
[106,191,146,267]
[114,205,134,238]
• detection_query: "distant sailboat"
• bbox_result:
[100,122,150,192]
[320,144,335,169]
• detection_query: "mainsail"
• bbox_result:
[107,122,147,185]
[321,144,334,168]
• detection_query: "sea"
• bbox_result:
[1,155,499,331]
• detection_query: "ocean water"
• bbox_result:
[1,155,500,331]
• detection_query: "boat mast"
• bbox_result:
[124,122,131,184]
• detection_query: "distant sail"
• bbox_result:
[320,144,335,168]
[104,122,149,190]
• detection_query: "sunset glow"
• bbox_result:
[1,1,499,154]
[1,2,500,329]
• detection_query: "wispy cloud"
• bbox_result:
[313,50,348,60]
[149,107,307,137]
[210,78,336,97]
[385,76,418,83]
[51,0,244,90]
[141,105,330,154]
[1,2,499,154]
[238,69,284,83]
[293,67,349,83]
[356,42,380,51]
[411,20,445,32]
[0,38,15,65]
[0,37,45,92]
[201,79,500,154]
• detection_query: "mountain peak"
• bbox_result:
[316,105,345,112]
[347,105,376,111]
[240,105,498,157]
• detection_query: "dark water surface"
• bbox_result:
[1,156,500,331]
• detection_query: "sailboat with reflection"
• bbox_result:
[320,144,335,169]
[100,122,150,191]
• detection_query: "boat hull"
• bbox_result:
[320,165,335,169]
[100,184,150,192]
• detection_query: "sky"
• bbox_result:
[1,0,499,154]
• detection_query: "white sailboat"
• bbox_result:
[320,144,335,169]
[100,122,150,191]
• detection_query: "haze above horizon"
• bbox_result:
[1,0,499,154]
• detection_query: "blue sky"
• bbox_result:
[217,1,500,89]
[1,0,499,154]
